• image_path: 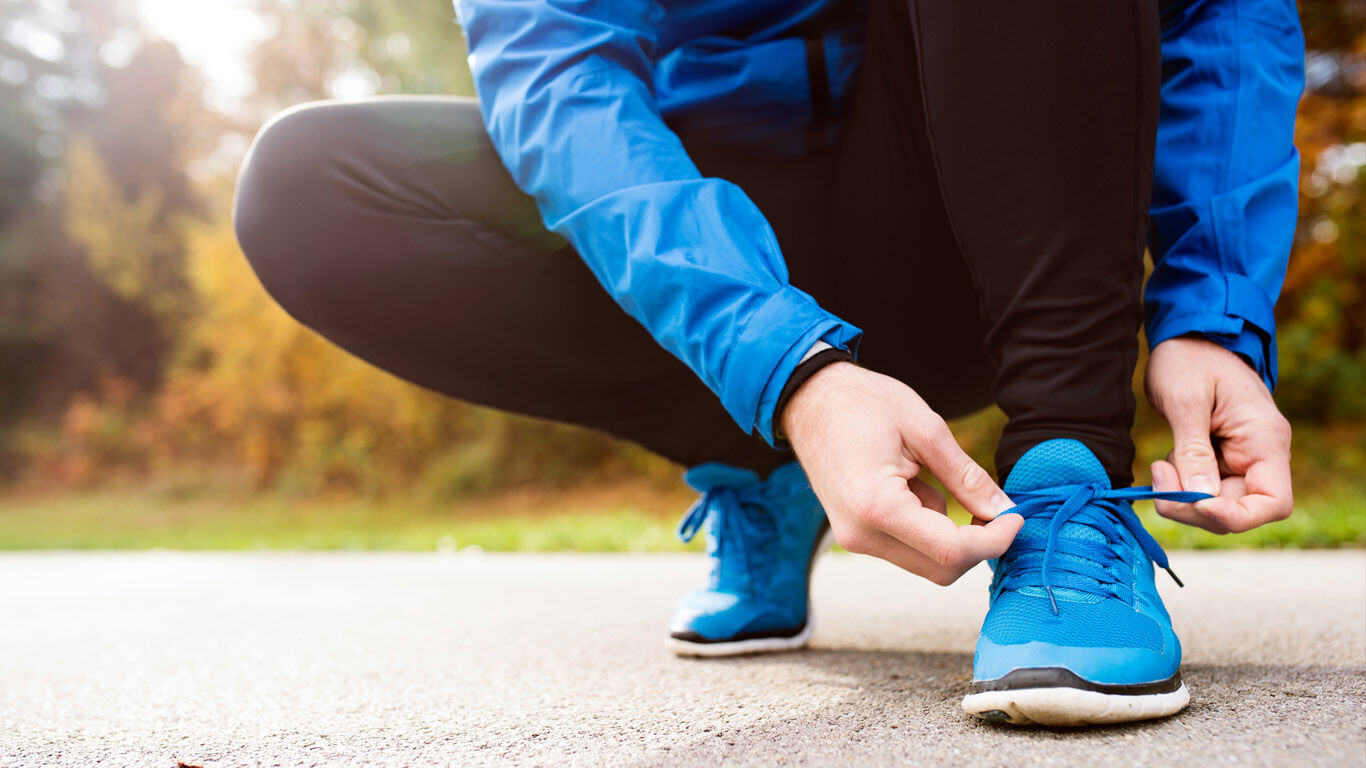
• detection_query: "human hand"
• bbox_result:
[1145,336,1294,533]
[779,362,1022,585]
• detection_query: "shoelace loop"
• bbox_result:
[677,487,735,544]
[1000,483,1211,614]
[678,485,773,590]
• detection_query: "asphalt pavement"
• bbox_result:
[0,550,1362,767]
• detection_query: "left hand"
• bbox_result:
[1145,336,1294,533]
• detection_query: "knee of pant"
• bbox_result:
[232,101,344,323]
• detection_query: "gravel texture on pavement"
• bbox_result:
[0,550,1362,767]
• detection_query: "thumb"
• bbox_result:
[914,422,1014,521]
[1166,395,1221,496]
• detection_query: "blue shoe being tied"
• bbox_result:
[962,439,1211,726]
[667,460,831,657]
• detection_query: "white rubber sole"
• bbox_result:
[667,528,833,659]
[666,617,815,657]
[961,682,1190,726]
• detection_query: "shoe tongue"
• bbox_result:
[1003,439,1113,604]
[683,462,762,493]
[1005,439,1109,494]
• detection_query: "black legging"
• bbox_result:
[234,0,1159,486]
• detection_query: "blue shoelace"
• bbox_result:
[678,486,772,587]
[997,484,1212,613]
[677,489,722,545]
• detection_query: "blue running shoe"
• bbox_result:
[962,439,1210,726]
[667,461,832,657]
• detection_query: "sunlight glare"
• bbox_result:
[136,0,268,111]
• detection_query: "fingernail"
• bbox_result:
[1151,465,1165,487]
[1190,475,1218,495]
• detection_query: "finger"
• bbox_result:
[1213,415,1294,530]
[1152,460,1230,534]
[1215,441,1234,476]
[832,483,965,583]
[1203,456,1293,533]
[867,478,1022,569]
[892,512,1022,570]
[844,527,972,586]
[1187,473,1249,530]
[1218,474,1248,497]
[855,519,1020,587]
[910,420,1013,521]
[907,478,947,515]
[1224,493,1291,533]
[1165,396,1221,497]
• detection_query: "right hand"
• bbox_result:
[780,362,1022,586]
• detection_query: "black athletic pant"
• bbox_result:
[234,0,1160,486]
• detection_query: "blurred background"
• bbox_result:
[0,0,1361,552]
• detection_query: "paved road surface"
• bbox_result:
[1,550,1362,766]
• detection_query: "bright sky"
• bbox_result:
[136,0,268,111]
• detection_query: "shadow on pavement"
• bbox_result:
[640,647,1366,765]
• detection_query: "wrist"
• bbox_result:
[777,357,858,442]
[1157,333,1265,381]
[1147,335,1271,406]
[1152,335,1246,372]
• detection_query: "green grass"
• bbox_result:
[0,485,700,552]
[0,482,1360,552]
[1136,487,1366,549]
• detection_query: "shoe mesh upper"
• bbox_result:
[1003,439,1109,493]
[980,590,1163,651]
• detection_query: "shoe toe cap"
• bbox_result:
[668,589,803,642]
[973,635,1180,687]
[974,593,1180,686]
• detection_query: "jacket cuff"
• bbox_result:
[771,346,857,445]
[1145,277,1277,392]
[718,285,861,445]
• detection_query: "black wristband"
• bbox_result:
[774,347,856,438]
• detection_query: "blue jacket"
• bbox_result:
[454,0,1303,445]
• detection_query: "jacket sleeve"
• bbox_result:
[454,0,861,444]
[1146,0,1304,391]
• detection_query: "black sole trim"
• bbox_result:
[669,620,808,645]
[970,667,1183,696]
